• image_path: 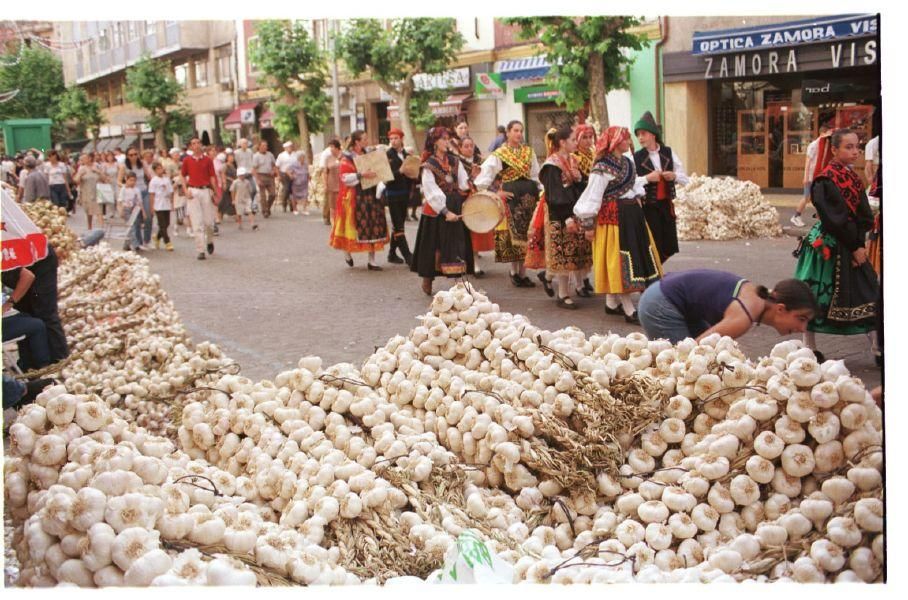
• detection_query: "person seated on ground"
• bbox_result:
[638,268,817,344]
[1,244,69,363]
[3,285,52,372]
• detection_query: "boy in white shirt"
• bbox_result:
[148,162,174,251]
[118,173,147,251]
[230,167,257,231]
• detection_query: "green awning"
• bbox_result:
[513,84,563,104]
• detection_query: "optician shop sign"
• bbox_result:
[692,14,878,55]
[702,38,877,80]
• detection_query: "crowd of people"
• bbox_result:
[2,112,882,374]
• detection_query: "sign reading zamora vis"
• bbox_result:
[663,14,880,83]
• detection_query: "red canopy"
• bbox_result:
[1,186,49,271]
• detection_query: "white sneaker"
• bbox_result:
[790,215,805,228]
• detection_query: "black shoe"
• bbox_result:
[583,278,594,293]
[387,253,404,264]
[473,268,485,278]
[557,297,579,310]
[213,223,220,236]
[537,271,554,297]
[605,304,623,315]
[402,252,413,267]
[345,256,354,267]
[575,287,592,298]
[207,242,214,255]
[624,311,640,324]
[197,252,206,260]
[367,263,383,271]
[520,275,536,288]
[813,349,826,363]
[252,225,259,231]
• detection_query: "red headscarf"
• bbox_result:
[574,124,595,141]
[595,126,631,157]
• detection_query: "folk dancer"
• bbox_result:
[574,126,663,323]
[633,111,689,263]
[328,130,389,270]
[381,128,416,265]
[475,120,542,288]
[410,127,473,295]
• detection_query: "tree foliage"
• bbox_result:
[248,20,329,157]
[164,104,195,143]
[56,86,104,143]
[0,45,66,135]
[125,55,185,150]
[504,17,647,129]
[338,19,465,145]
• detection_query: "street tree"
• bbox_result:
[56,86,104,151]
[125,56,185,150]
[248,20,330,159]
[337,19,465,146]
[504,17,647,130]
[0,45,66,134]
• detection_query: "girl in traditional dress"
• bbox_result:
[411,127,474,296]
[574,126,663,323]
[794,128,878,362]
[329,130,388,270]
[454,136,492,277]
[571,124,597,297]
[534,125,592,310]
[475,120,542,288]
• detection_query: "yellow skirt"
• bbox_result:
[329,190,386,253]
[591,223,663,294]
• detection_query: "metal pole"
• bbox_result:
[331,19,342,139]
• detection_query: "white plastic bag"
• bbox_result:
[428,530,514,584]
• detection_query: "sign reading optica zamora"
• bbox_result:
[692,14,878,55]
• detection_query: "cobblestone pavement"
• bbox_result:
[73,201,880,389]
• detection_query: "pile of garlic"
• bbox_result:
[51,245,234,438]
[21,200,80,262]
[675,175,784,241]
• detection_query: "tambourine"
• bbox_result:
[461,190,504,234]
[400,155,422,179]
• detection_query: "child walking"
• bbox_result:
[148,162,174,250]
[118,172,147,252]
[231,167,258,231]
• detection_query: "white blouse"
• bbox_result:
[421,159,470,214]
[574,161,647,220]
[474,150,542,191]
[645,146,690,186]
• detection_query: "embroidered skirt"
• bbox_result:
[592,199,662,294]
[329,189,388,253]
[795,223,878,335]
[495,178,539,263]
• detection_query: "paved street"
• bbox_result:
[72,200,880,389]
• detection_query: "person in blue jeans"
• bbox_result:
[638,269,817,343]
[3,312,51,371]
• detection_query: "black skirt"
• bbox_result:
[617,199,662,292]
[411,193,475,280]
[642,199,678,262]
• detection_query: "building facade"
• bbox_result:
[55,20,238,151]
[661,14,880,189]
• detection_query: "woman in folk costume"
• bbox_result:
[411,127,474,296]
[453,135,493,278]
[794,128,878,363]
[529,124,593,310]
[475,120,543,288]
[633,111,689,263]
[571,123,597,297]
[574,126,663,323]
[328,130,389,270]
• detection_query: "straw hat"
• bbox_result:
[461,191,504,233]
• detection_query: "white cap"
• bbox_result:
[169,147,180,155]
[236,167,248,176]
[225,147,233,154]
[283,141,293,148]
[216,152,226,161]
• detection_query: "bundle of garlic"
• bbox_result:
[675,175,783,241]
[21,200,80,262]
[4,383,363,587]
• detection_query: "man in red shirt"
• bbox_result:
[181,137,218,260]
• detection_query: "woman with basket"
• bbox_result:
[411,127,474,295]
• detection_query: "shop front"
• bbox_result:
[664,14,880,190]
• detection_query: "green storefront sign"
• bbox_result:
[513,84,563,104]
[474,72,506,99]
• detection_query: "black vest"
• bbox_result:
[385,147,412,195]
[634,145,676,202]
